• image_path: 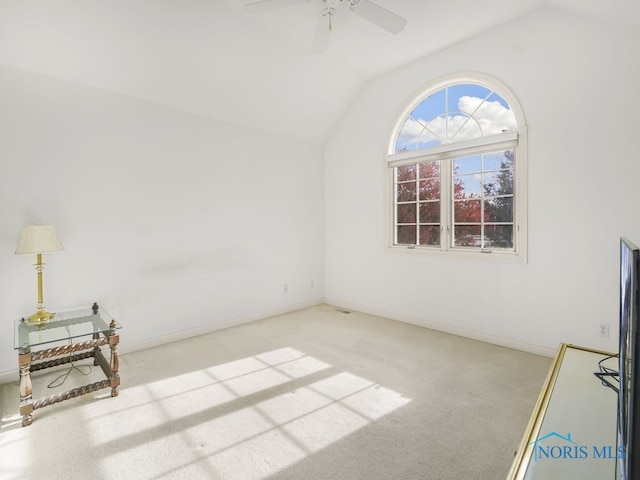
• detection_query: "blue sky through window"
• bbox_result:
[395,83,516,153]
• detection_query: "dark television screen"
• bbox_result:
[618,237,640,480]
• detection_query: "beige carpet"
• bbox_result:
[0,304,550,480]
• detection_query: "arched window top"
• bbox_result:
[392,74,523,154]
[386,73,528,262]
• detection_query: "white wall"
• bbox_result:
[1,6,637,381]
[0,66,324,376]
[324,7,640,356]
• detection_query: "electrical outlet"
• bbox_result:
[283,283,288,294]
[599,323,610,337]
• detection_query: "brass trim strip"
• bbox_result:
[507,343,567,480]
[506,343,616,479]
[564,343,615,357]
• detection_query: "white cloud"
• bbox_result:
[458,96,517,134]
[395,96,516,152]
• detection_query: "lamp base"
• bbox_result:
[27,309,55,324]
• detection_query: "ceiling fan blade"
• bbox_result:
[351,0,407,34]
[245,0,309,15]
[311,10,331,53]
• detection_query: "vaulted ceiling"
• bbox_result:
[0,0,637,146]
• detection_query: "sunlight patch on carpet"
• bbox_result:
[79,347,411,479]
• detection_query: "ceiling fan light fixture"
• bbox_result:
[246,0,408,52]
[312,6,333,52]
[325,7,335,31]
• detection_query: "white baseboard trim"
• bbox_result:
[0,298,553,385]
[0,300,321,385]
[323,297,557,358]
[117,300,321,357]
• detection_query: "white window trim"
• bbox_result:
[387,131,518,167]
[384,73,528,263]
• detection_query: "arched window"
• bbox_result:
[387,73,527,261]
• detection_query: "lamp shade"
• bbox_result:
[15,225,64,255]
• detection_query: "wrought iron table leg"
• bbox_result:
[93,331,100,366]
[109,319,120,397]
[18,348,33,427]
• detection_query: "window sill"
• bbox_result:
[385,244,527,264]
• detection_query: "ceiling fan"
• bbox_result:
[245,0,408,52]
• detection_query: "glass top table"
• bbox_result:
[14,302,121,427]
[14,303,120,351]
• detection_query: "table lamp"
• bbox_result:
[15,224,64,324]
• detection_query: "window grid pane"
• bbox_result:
[451,149,515,250]
[395,162,441,246]
[419,225,440,246]
[389,77,524,258]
